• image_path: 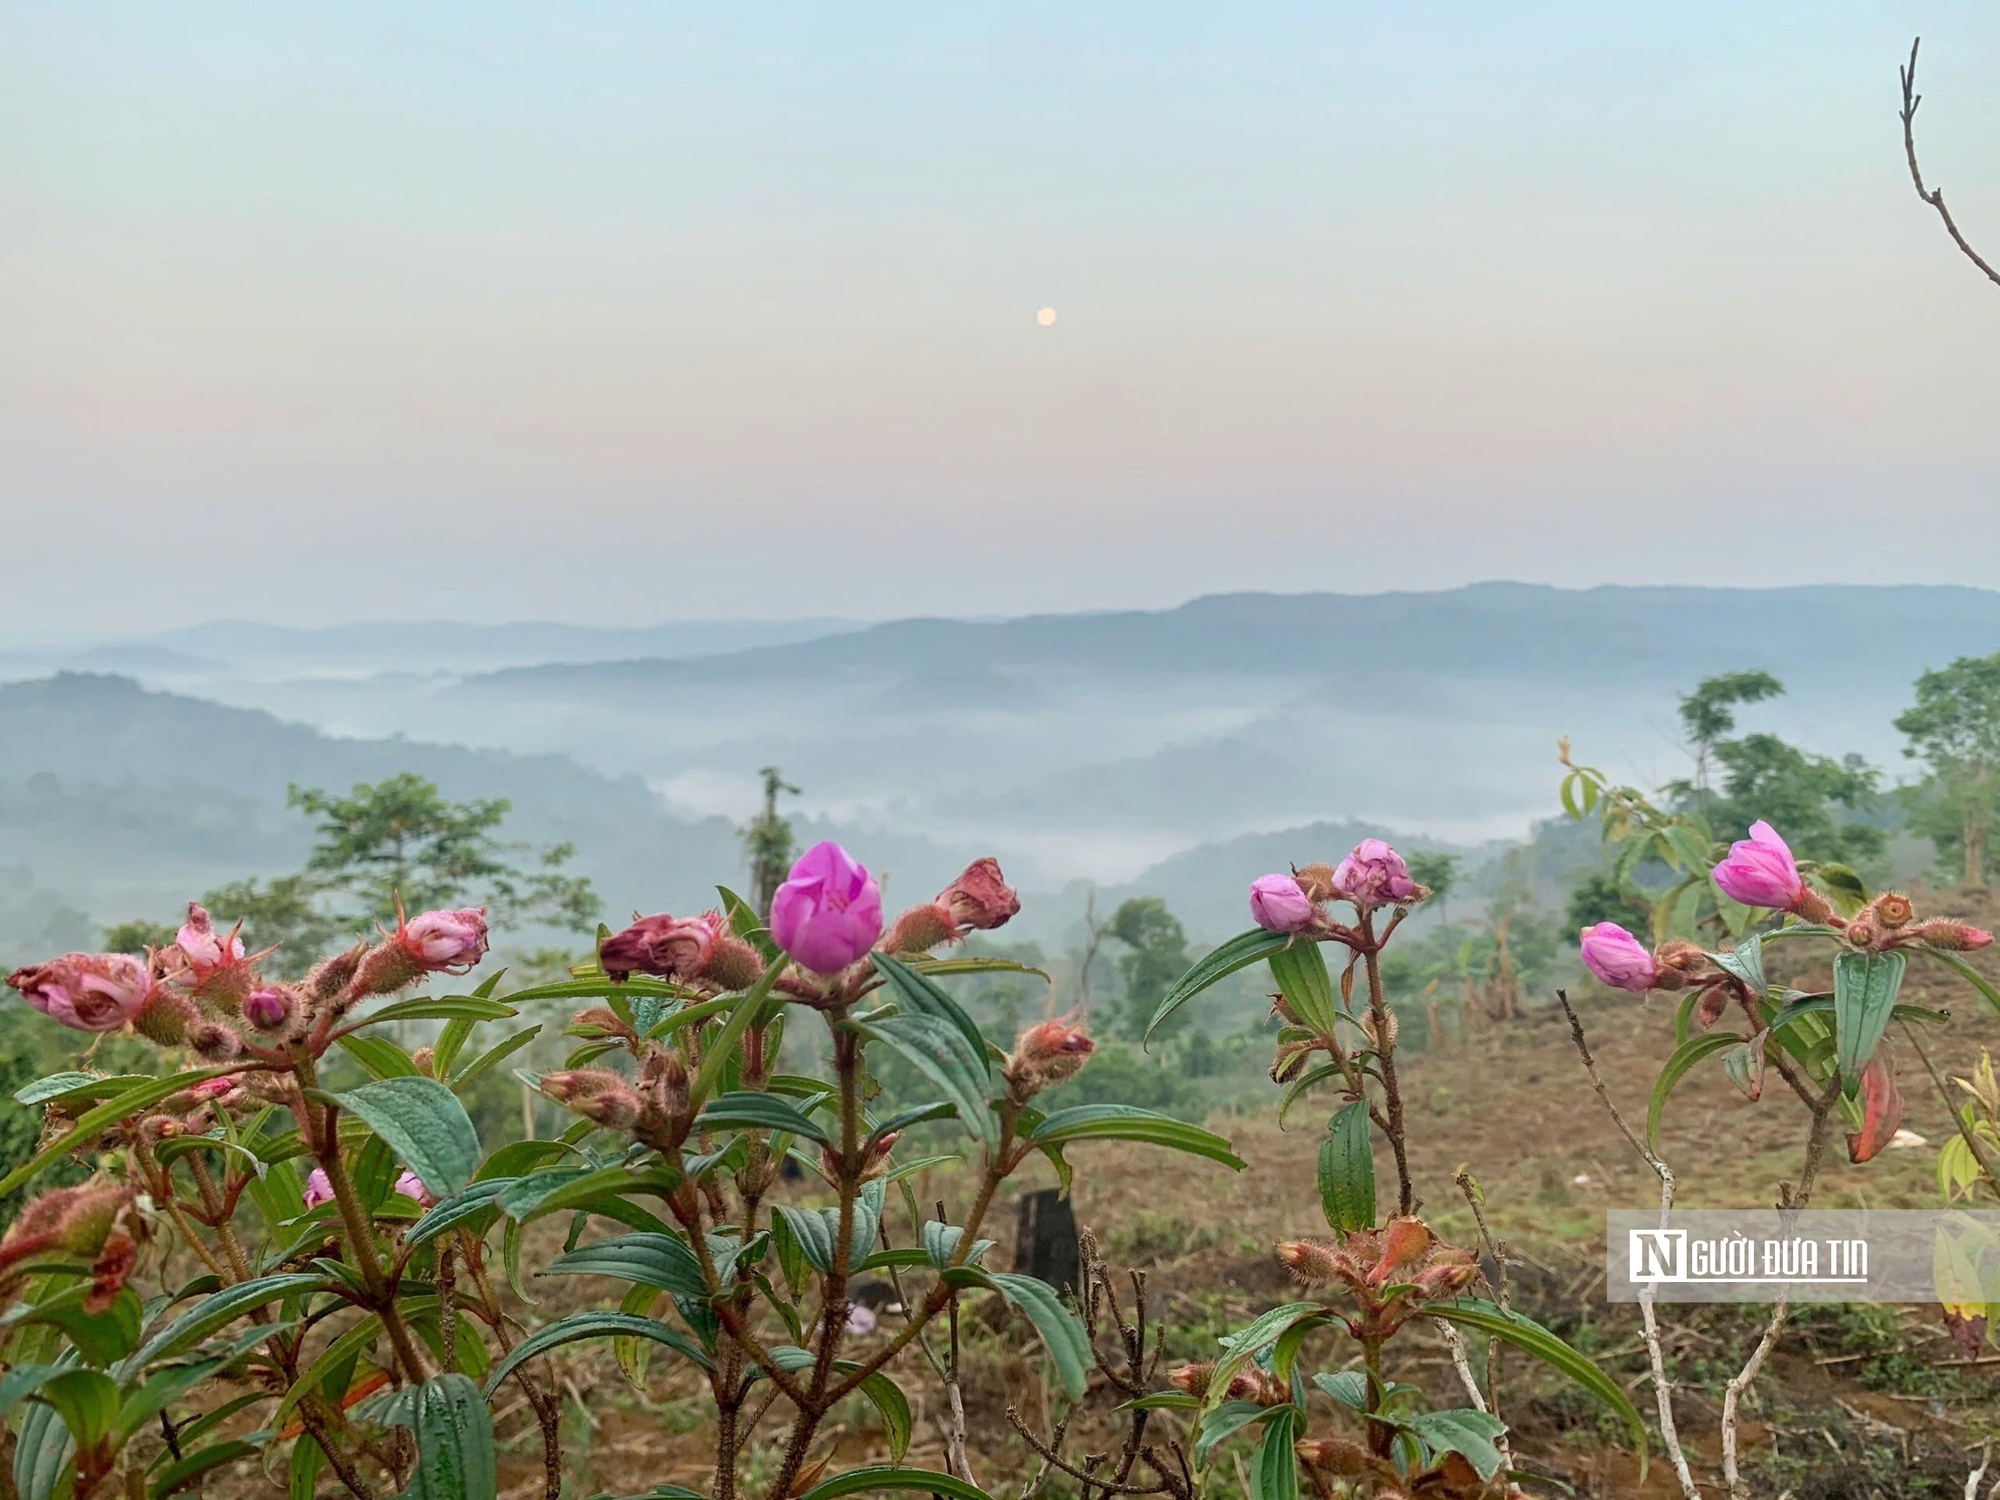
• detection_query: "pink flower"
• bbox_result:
[6,953,154,1032]
[302,1168,335,1211]
[399,908,489,973]
[244,987,292,1032]
[600,911,723,983]
[1332,840,1420,908]
[1578,922,1659,993]
[175,903,244,972]
[845,1303,878,1336]
[1710,821,1804,911]
[770,842,884,973]
[393,1170,432,1205]
[1249,874,1315,933]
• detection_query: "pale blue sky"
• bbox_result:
[3,3,1997,635]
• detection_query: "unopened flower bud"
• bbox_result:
[187,1020,244,1061]
[1296,1438,1373,1477]
[1275,1238,1350,1285]
[7,953,155,1032]
[1292,863,1339,903]
[306,945,367,1002]
[1004,1018,1095,1101]
[1845,913,1882,951]
[302,1168,335,1211]
[1411,1247,1480,1300]
[883,903,957,955]
[1168,1362,1214,1398]
[1249,874,1315,933]
[1578,923,1659,993]
[130,988,197,1047]
[1333,840,1422,909]
[771,842,884,974]
[392,1169,433,1205]
[1906,918,1994,952]
[244,986,293,1033]
[411,1046,436,1078]
[0,1183,135,1272]
[1366,1217,1434,1286]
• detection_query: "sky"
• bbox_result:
[4,2,1999,638]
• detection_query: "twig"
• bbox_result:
[1555,989,1702,1500]
[942,1199,974,1488]
[1899,38,2000,288]
[1966,1442,1990,1500]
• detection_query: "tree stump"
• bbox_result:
[1013,1187,1080,1296]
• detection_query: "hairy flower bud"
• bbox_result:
[392,1169,433,1206]
[883,903,957,956]
[7,953,154,1032]
[130,987,197,1047]
[244,986,294,1033]
[1871,892,1915,929]
[1249,873,1315,933]
[306,945,367,1003]
[411,1046,436,1078]
[187,1020,244,1062]
[1905,918,1994,952]
[1292,863,1339,903]
[1578,923,1658,993]
[704,935,767,992]
[1275,1238,1352,1286]
[1167,1362,1214,1398]
[937,858,1020,933]
[1296,1438,1373,1477]
[1410,1247,1481,1300]
[302,1168,335,1211]
[175,903,243,971]
[401,907,490,973]
[1004,1018,1095,1101]
[1366,1217,1435,1287]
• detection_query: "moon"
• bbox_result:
[1036,307,1057,326]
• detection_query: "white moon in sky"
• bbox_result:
[1037,307,1057,326]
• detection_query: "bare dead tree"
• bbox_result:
[1900,37,2000,288]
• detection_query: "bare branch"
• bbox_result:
[1900,37,2000,288]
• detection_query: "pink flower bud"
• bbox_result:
[7,953,154,1032]
[1004,1017,1095,1100]
[1578,922,1659,993]
[1249,874,1315,933]
[844,1303,878,1336]
[244,987,292,1032]
[1845,1055,1905,1164]
[770,842,884,974]
[175,902,245,972]
[937,858,1021,933]
[1905,919,1994,952]
[600,911,722,983]
[302,1167,335,1211]
[1710,821,1804,911]
[1331,840,1422,909]
[392,1169,433,1205]
[400,907,489,973]
[185,1073,241,1103]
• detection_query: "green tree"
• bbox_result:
[1106,896,1192,1041]
[101,918,177,957]
[1673,670,1785,808]
[1705,736,1885,872]
[1895,651,2000,889]
[741,766,800,918]
[1406,850,1459,920]
[1565,871,1653,934]
[289,773,600,935]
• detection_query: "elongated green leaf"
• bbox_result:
[14,1388,72,1500]
[482,1312,711,1395]
[1915,946,2000,1017]
[355,995,518,1026]
[0,1065,240,1198]
[270,1315,382,1438]
[1204,1303,1326,1413]
[1834,949,1907,1095]
[6,1284,143,1365]
[1768,995,1943,1033]
[496,975,685,1005]
[1318,1100,1375,1232]
[1268,941,1336,1033]
[1645,1032,1747,1149]
[13,1073,156,1107]
[868,1100,957,1142]
[1312,1370,1367,1410]
[921,1221,995,1270]
[759,1347,912,1462]
[150,1438,264,1498]
[120,1273,326,1375]
[696,1091,830,1144]
[868,954,991,1079]
[1120,1391,1200,1412]
[336,1032,420,1079]
[717,886,780,961]
[1028,1105,1243,1169]
[381,1373,496,1500]
[856,1015,996,1151]
[35,1368,119,1447]
[1433,1298,1645,1467]
[688,956,788,1108]
[332,1077,482,1195]
[1195,1400,1279,1464]
[451,1026,543,1092]
[1402,1409,1508,1481]
[1252,1405,1299,1500]
[907,955,1050,982]
[796,1467,993,1500]
[496,1164,679,1231]
[407,1179,515,1248]
[948,1269,1091,1399]
[1276,1061,1344,1129]
[541,1234,708,1300]
[1146,929,1291,1046]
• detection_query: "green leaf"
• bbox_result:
[35,1368,119,1447]
[1833,949,1907,1095]
[12,1073,157,1108]
[868,954,992,1080]
[407,1179,516,1248]
[717,886,780,962]
[1915,946,2000,1018]
[868,1100,958,1142]
[14,1387,72,1500]
[335,1032,420,1079]
[451,1026,544,1092]
[1433,1298,1646,1468]
[907,955,1050,982]
[540,1234,709,1300]
[1252,1405,1299,1500]
[1268,941,1337,1033]
[1120,1391,1200,1412]
[1146,929,1291,1046]
[1645,1032,1747,1149]
[759,1348,912,1462]
[495,1164,679,1233]
[1195,1401,1280,1464]
[482,1313,712,1396]
[687,956,788,1108]
[922,1221,996,1270]
[795,1467,993,1500]
[1706,933,1766,997]
[150,1439,264,1498]
[0,1066,242,1199]
[119,1274,327,1376]
[332,1077,483,1196]
[1204,1303,1325,1414]
[855,1014,997,1152]
[1027,1105,1243,1169]
[1768,995,1944,1032]
[5,1284,143,1366]
[354,995,518,1026]
[288,1435,325,1500]
[1318,1100,1375,1232]
[945,1269,1090,1399]
[270,1314,382,1438]
[1402,1409,1508,1481]
[381,1373,496,1500]
[1311,1370,1368,1410]
[696,1091,830,1144]
[1276,1061,1345,1129]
